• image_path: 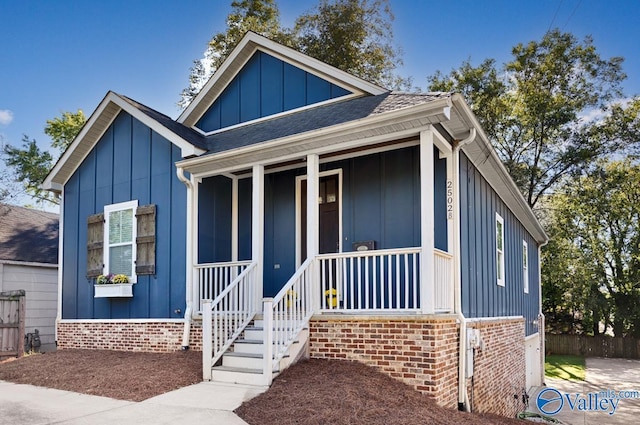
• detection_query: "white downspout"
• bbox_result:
[177,166,194,349]
[453,128,475,411]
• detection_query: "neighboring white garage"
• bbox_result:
[0,204,58,351]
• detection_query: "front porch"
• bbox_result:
[180,125,460,385]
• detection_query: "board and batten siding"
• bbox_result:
[62,111,187,320]
[459,152,540,336]
[197,145,449,297]
[195,51,352,133]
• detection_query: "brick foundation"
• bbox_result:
[56,320,203,352]
[309,315,459,408]
[465,317,526,417]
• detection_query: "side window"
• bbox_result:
[86,202,156,281]
[496,212,505,287]
[523,240,529,293]
[104,200,138,282]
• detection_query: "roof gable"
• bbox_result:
[42,92,206,192]
[178,32,388,129]
[194,50,353,133]
[0,204,59,264]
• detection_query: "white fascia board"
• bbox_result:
[451,95,548,244]
[178,32,387,127]
[42,92,205,192]
[177,98,452,177]
[42,91,120,192]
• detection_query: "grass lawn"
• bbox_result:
[545,354,586,381]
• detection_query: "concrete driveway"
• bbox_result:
[531,357,640,425]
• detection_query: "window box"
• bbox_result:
[94,283,133,298]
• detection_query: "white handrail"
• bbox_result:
[263,257,315,384]
[202,262,257,380]
[196,260,251,312]
[317,248,421,312]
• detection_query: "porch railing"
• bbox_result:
[202,262,258,380]
[434,249,454,312]
[263,257,315,384]
[195,260,251,313]
[317,247,421,313]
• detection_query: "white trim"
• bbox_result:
[0,259,58,268]
[495,212,505,287]
[465,315,524,323]
[523,240,529,294]
[42,92,206,192]
[252,164,265,308]
[231,176,239,262]
[103,200,138,283]
[56,191,64,343]
[525,332,540,342]
[197,94,362,136]
[420,128,435,314]
[58,318,186,324]
[295,168,343,268]
[178,32,386,127]
[178,99,453,179]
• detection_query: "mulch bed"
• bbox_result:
[236,358,526,425]
[0,349,201,401]
[1,350,527,424]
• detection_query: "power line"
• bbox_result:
[547,0,565,32]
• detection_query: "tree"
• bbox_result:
[428,30,631,209]
[2,110,86,205]
[292,0,409,90]
[543,160,640,337]
[179,0,411,108]
[178,0,288,108]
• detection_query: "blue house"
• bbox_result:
[43,32,547,416]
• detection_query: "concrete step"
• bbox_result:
[211,365,280,386]
[243,327,264,340]
[223,352,264,369]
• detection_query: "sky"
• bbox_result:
[1,0,639,210]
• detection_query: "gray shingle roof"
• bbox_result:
[119,95,209,151]
[0,204,59,264]
[204,92,450,154]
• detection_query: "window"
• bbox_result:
[496,213,505,287]
[523,240,529,293]
[86,201,156,281]
[104,200,138,282]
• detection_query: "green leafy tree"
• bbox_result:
[292,0,409,90]
[544,161,640,337]
[179,0,411,108]
[178,0,288,108]
[428,30,631,209]
[2,110,86,205]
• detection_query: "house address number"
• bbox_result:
[447,180,454,219]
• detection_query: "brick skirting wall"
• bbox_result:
[56,320,203,352]
[309,315,460,408]
[465,317,526,417]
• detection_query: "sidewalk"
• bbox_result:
[0,380,267,425]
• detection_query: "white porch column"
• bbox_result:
[420,128,435,314]
[231,176,238,262]
[252,164,265,310]
[306,154,320,311]
[306,154,320,258]
[191,175,200,312]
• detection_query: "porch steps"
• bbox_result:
[210,321,309,386]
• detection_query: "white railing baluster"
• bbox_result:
[195,260,252,313]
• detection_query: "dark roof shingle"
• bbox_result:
[0,204,59,264]
[203,92,450,154]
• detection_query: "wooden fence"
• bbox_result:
[0,290,25,360]
[546,333,640,359]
